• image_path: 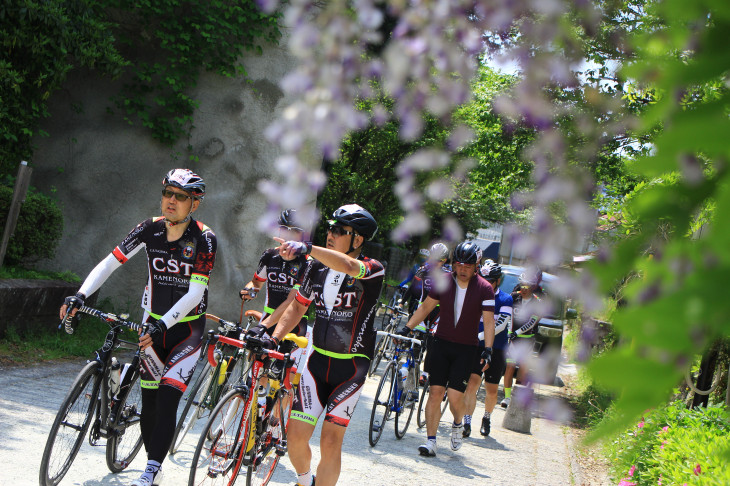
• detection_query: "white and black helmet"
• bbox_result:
[163,169,205,200]
[331,204,378,240]
[429,242,449,261]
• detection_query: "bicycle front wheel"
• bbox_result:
[189,388,252,486]
[40,361,101,486]
[395,367,417,439]
[246,390,291,486]
[416,378,429,428]
[369,362,396,447]
[106,366,143,473]
[368,334,392,377]
[170,361,215,454]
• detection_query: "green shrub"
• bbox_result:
[0,184,63,265]
[606,401,730,485]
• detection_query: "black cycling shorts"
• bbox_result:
[479,348,506,385]
[425,338,480,393]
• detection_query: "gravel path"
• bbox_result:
[0,353,609,486]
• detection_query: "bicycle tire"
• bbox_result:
[39,361,101,486]
[368,362,396,447]
[170,361,215,454]
[246,390,291,486]
[189,387,252,486]
[394,366,417,439]
[106,367,143,472]
[368,334,390,377]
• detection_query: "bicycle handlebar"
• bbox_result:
[380,304,409,316]
[61,305,147,335]
[376,330,422,346]
[205,313,240,334]
[206,332,308,367]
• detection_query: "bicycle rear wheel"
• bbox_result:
[170,361,215,454]
[394,367,417,439]
[40,361,101,486]
[106,367,143,472]
[369,362,396,447]
[246,390,291,486]
[189,388,252,486]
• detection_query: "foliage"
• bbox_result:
[106,0,280,145]
[587,0,730,440]
[0,182,63,265]
[0,0,126,177]
[606,402,730,486]
[0,266,80,282]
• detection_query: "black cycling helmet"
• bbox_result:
[278,208,304,231]
[452,241,481,265]
[429,242,449,261]
[163,168,205,200]
[331,204,378,240]
[480,261,502,280]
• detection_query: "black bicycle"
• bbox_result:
[40,306,147,486]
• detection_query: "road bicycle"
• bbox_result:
[40,306,147,486]
[368,304,410,377]
[169,309,262,454]
[188,331,307,486]
[368,331,422,446]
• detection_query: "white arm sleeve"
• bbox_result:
[78,253,123,297]
[495,312,512,335]
[159,280,207,328]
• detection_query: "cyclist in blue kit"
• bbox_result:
[60,169,216,486]
[269,204,383,486]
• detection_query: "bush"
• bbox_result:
[606,401,730,485]
[0,183,63,265]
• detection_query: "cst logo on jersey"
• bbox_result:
[312,290,358,308]
[268,272,298,287]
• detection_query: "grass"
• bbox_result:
[0,265,80,282]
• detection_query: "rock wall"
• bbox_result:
[29,43,318,321]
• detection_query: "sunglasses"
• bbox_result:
[327,224,356,237]
[520,284,533,289]
[162,189,192,202]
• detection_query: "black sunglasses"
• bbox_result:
[327,224,356,237]
[162,188,192,202]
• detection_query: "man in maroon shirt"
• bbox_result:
[400,241,495,456]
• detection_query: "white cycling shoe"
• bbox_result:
[130,468,163,486]
[450,423,464,451]
[500,397,511,408]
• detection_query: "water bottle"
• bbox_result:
[400,362,408,385]
[109,357,121,396]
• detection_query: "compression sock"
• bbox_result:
[297,469,313,486]
[463,414,471,425]
[483,411,491,419]
[504,387,512,399]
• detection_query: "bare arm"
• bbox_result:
[482,310,495,348]
[240,279,264,300]
[261,288,297,328]
[274,237,364,278]
[404,296,439,330]
[271,299,309,342]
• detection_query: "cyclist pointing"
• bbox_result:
[60,169,216,486]
[270,204,383,486]
[399,241,495,457]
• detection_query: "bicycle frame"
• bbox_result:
[377,331,421,412]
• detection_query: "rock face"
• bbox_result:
[29,44,318,320]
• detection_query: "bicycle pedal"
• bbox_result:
[275,441,287,456]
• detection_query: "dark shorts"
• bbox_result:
[481,348,506,384]
[425,338,480,393]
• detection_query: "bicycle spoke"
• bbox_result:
[369,362,396,447]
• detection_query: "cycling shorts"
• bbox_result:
[425,338,479,393]
[291,349,368,428]
[506,336,536,365]
[477,348,506,385]
[139,315,204,393]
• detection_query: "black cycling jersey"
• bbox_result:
[252,248,308,317]
[295,256,384,359]
[112,216,216,320]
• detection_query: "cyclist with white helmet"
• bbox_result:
[463,261,513,437]
[270,204,384,486]
[501,269,543,408]
[398,241,495,457]
[60,169,216,486]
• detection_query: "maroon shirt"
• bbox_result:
[430,273,495,346]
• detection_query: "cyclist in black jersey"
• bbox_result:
[240,209,309,339]
[270,204,383,486]
[60,169,216,486]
